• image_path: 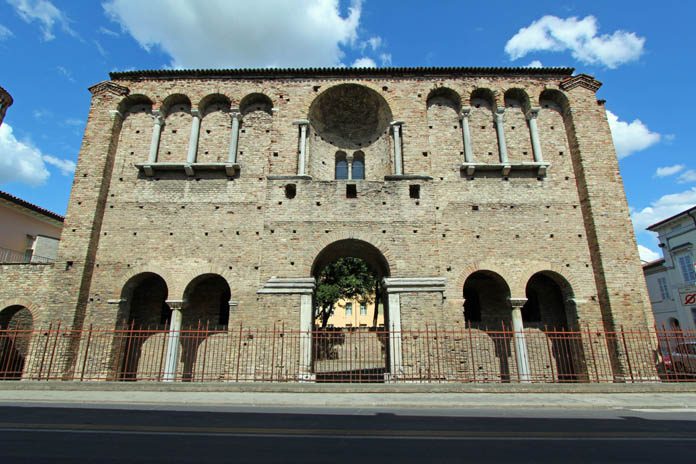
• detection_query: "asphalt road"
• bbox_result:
[0,404,694,463]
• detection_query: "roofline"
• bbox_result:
[642,258,665,270]
[110,66,575,81]
[647,205,696,231]
[0,190,64,223]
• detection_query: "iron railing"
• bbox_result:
[0,247,54,264]
[0,324,693,383]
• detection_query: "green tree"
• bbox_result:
[314,257,377,328]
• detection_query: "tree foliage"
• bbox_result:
[314,257,377,328]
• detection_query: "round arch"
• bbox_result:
[311,238,391,279]
[182,273,232,328]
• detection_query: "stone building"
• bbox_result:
[0,67,656,382]
[643,205,696,331]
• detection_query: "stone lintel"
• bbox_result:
[135,163,241,177]
[384,174,432,181]
[257,277,316,294]
[266,175,313,181]
[382,277,446,293]
[460,162,550,177]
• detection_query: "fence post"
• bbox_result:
[80,324,93,381]
[619,325,635,382]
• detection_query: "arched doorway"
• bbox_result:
[116,273,170,380]
[0,305,33,379]
[311,239,390,382]
[180,274,231,381]
[463,271,514,381]
[523,272,587,381]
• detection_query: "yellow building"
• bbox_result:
[323,296,384,328]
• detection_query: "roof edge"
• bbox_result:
[109,66,575,81]
[0,191,64,223]
[647,205,696,231]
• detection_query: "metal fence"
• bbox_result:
[0,324,693,383]
[0,246,54,264]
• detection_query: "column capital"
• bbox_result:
[525,107,541,120]
[230,111,242,121]
[494,107,505,119]
[190,109,200,118]
[165,299,184,310]
[293,119,309,126]
[151,111,164,125]
[508,297,528,308]
[390,120,404,127]
[460,107,471,118]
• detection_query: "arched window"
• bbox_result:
[352,150,365,180]
[335,151,348,179]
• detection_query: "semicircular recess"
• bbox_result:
[309,84,392,150]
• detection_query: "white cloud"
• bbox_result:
[94,39,107,57]
[526,60,543,67]
[98,26,119,37]
[103,0,368,68]
[655,164,684,178]
[8,0,75,41]
[637,244,660,262]
[631,188,696,232]
[677,170,696,184]
[0,123,76,185]
[352,56,376,67]
[56,65,75,82]
[505,15,645,69]
[606,109,660,159]
[0,24,13,40]
[42,154,75,175]
[379,53,392,66]
[0,123,49,186]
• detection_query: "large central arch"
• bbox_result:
[310,238,391,382]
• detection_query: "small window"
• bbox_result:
[360,302,367,316]
[353,151,365,180]
[345,302,353,316]
[677,253,696,284]
[335,152,348,180]
[284,184,296,199]
[409,184,420,199]
[346,184,357,198]
[657,277,670,300]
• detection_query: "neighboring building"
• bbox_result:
[643,206,696,331]
[324,296,384,328]
[0,67,656,383]
[0,85,11,127]
[0,190,63,263]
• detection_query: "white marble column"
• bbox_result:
[299,293,313,381]
[148,111,163,164]
[494,108,509,164]
[186,109,201,165]
[346,153,354,180]
[526,107,543,162]
[163,300,183,382]
[293,120,309,176]
[387,292,403,379]
[460,107,473,163]
[390,121,404,175]
[228,111,242,164]
[510,298,531,383]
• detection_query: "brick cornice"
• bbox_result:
[88,81,130,97]
[559,74,602,93]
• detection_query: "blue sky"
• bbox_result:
[0,0,694,261]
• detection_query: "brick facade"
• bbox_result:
[0,67,655,382]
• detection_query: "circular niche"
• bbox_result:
[309,84,392,149]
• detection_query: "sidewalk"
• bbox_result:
[0,382,695,410]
